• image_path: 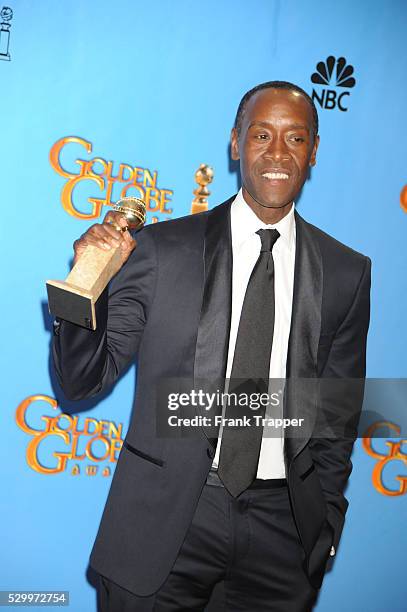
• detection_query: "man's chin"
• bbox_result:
[242,185,294,210]
[257,199,293,209]
[252,195,294,210]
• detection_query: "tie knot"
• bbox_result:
[256,229,280,253]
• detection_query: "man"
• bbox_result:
[52,81,371,611]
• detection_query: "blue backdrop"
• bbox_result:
[1,1,406,610]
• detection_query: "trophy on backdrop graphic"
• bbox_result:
[191,163,214,215]
[0,6,13,61]
[46,197,146,330]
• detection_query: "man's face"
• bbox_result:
[231,88,319,210]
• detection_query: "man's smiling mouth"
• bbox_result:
[261,171,290,180]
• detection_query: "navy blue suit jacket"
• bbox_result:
[52,197,371,593]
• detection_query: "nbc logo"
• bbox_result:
[311,56,356,112]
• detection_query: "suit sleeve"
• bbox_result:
[309,255,371,556]
[52,227,158,401]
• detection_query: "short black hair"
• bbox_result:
[234,80,319,139]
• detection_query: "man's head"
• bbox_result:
[231,81,320,217]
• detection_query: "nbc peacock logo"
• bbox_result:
[311,56,356,112]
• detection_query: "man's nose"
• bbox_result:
[264,136,290,161]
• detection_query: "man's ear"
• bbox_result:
[231,128,240,161]
[309,134,320,167]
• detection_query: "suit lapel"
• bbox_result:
[193,197,234,447]
[285,211,323,466]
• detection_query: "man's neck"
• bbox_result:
[242,186,294,225]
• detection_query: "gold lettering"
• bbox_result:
[145,187,161,212]
[99,420,110,436]
[86,436,110,462]
[70,433,86,460]
[133,167,144,183]
[50,136,174,221]
[83,418,101,436]
[363,421,400,459]
[52,413,74,433]
[109,422,122,439]
[372,442,407,496]
[109,438,123,462]
[363,421,407,496]
[160,189,173,214]
[143,169,157,187]
[27,432,70,474]
[16,394,124,476]
[49,136,92,178]
[88,157,108,177]
[15,395,58,435]
[118,163,134,182]
[120,182,145,200]
[61,172,105,219]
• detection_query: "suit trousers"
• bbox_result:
[98,472,318,612]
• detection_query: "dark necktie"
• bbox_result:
[217,228,280,497]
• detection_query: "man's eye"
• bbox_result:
[290,136,305,143]
[255,133,269,140]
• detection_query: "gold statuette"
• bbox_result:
[46,197,146,330]
[191,163,214,215]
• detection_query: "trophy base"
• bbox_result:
[46,280,96,330]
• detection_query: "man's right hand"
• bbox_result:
[73,210,137,268]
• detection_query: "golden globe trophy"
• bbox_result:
[46,197,146,330]
[191,163,214,214]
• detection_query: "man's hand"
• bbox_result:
[72,210,137,268]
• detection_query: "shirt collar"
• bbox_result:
[231,188,296,251]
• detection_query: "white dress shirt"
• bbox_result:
[212,189,296,479]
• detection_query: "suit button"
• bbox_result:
[53,318,61,336]
[207,447,214,459]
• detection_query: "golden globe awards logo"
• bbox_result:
[363,422,407,496]
[311,56,356,112]
[16,395,123,477]
[49,136,174,222]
